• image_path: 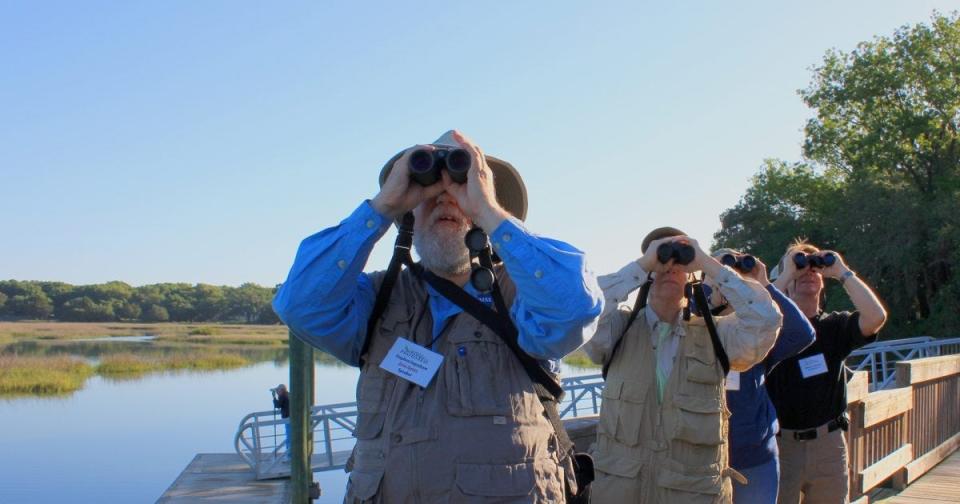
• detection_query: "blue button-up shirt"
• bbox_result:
[272,200,604,370]
[727,285,816,470]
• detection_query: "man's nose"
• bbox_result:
[436,191,457,206]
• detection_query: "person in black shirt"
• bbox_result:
[271,384,290,459]
[766,241,887,504]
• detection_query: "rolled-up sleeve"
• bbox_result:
[272,201,392,366]
[489,217,604,360]
[712,267,783,371]
[582,261,647,365]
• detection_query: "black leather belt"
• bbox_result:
[778,416,848,441]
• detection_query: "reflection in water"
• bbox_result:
[0,339,596,503]
[0,359,361,503]
[73,335,157,343]
[2,339,347,368]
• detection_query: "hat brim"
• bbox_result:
[378,150,528,221]
[641,227,687,253]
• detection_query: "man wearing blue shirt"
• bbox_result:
[709,249,816,504]
[273,130,603,503]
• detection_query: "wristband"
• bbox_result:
[840,270,855,285]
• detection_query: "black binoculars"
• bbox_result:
[657,241,696,265]
[409,146,471,186]
[721,253,757,273]
[793,252,836,269]
[465,228,495,293]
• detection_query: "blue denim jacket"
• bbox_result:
[727,285,815,470]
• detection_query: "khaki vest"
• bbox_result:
[592,310,735,504]
[345,266,569,503]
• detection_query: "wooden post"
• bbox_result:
[289,331,316,503]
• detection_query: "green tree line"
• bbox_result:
[0,280,281,324]
[714,12,960,338]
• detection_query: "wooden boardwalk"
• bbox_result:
[882,450,960,503]
[157,453,289,503]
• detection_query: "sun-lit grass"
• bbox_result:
[0,321,289,342]
[0,356,94,395]
[0,323,277,396]
[95,354,157,376]
[563,350,600,369]
[96,352,250,377]
[188,326,220,336]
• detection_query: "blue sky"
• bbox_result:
[1,1,955,287]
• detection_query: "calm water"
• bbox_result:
[0,344,596,503]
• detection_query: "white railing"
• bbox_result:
[848,336,960,390]
[235,374,606,478]
[235,336,960,478]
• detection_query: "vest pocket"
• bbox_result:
[685,346,721,385]
[355,372,389,440]
[344,467,384,503]
[603,379,647,447]
[443,330,512,417]
[669,394,724,446]
[452,459,563,502]
[593,450,643,478]
[656,460,723,503]
[344,438,386,502]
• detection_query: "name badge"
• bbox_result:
[725,371,741,391]
[798,353,829,379]
[379,338,444,388]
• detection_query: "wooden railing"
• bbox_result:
[846,354,960,502]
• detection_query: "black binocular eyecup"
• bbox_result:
[793,252,836,269]
[409,146,471,186]
[465,228,489,255]
[470,267,496,293]
[657,241,695,266]
[464,227,495,293]
[721,253,757,273]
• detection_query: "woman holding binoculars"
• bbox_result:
[707,249,816,504]
[584,227,782,503]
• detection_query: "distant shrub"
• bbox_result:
[188,326,220,336]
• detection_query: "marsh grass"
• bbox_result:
[0,322,288,342]
[96,352,250,378]
[0,356,94,395]
[188,326,220,336]
[562,350,599,368]
[0,322,271,395]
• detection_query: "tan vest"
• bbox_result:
[592,310,735,504]
[345,266,569,503]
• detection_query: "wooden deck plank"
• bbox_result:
[884,450,960,503]
[157,453,289,503]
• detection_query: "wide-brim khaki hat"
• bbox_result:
[378,130,528,221]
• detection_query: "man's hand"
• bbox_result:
[443,130,509,233]
[371,145,448,220]
[638,236,685,273]
[685,237,711,273]
[745,257,771,287]
[820,250,852,280]
[773,249,801,292]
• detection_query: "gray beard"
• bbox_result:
[414,228,471,278]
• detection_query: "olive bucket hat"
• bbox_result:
[378,130,528,221]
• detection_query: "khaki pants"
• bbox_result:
[777,425,849,504]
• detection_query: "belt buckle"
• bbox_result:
[794,429,817,441]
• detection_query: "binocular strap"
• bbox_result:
[602,274,730,377]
